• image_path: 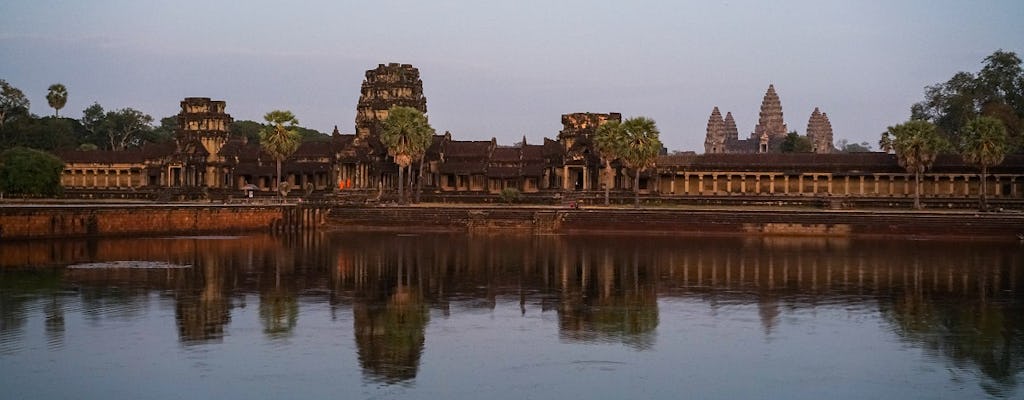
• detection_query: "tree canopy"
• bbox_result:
[613,116,662,207]
[0,147,64,196]
[780,132,812,153]
[880,120,948,209]
[259,110,301,192]
[0,79,30,129]
[380,106,434,203]
[46,83,68,117]
[912,50,1024,152]
[959,116,1008,210]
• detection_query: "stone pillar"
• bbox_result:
[769,175,775,194]
[562,166,569,190]
[698,174,704,195]
[712,174,719,194]
[784,175,790,195]
[797,175,804,195]
[684,173,690,194]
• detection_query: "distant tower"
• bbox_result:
[354,63,427,140]
[806,107,834,154]
[723,111,739,142]
[752,84,787,141]
[704,107,726,153]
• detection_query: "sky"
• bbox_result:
[2,0,1022,152]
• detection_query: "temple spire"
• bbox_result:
[704,106,726,154]
[753,84,787,141]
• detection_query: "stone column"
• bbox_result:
[784,175,790,195]
[769,174,775,194]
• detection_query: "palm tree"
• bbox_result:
[959,116,1008,211]
[380,106,434,204]
[259,110,301,196]
[46,83,67,117]
[880,120,948,209]
[594,120,624,206]
[617,117,662,208]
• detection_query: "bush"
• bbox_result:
[0,147,64,196]
[498,187,521,204]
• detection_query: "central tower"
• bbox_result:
[354,63,427,140]
[752,84,787,141]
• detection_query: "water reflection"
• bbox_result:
[0,233,1022,395]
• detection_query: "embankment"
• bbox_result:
[328,206,1024,240]
[0,204,314,239]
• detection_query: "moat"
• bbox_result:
[1,233,1022,399]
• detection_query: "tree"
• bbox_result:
[146,116,178,144]
[780,131,812,153]
[0,79,30,129]
[46,83,68,117]
[880,120,948,209]
[912,50,1024,152]
[0,147,64,197]
[259,110,301,194]
[380,106,434,204]
[616,117,662,208]
[103,108,154,151]
[80,102,106,148]
[835,139,873,153]
[959,116,1008,211]
[594,119,624,205]
[230,120,264,144]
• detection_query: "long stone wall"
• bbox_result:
[0,204,288,239]
[328,206,1024,240]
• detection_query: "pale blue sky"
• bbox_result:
[2,0,1022,151]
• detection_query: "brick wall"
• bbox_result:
[0,205,286,239]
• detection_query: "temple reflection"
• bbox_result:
[0,233,1021,389]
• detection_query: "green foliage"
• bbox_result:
[148,116,178,144]
[1,79,30,129]
[835,139,872,153]
[380,106,434,168]
[102,108,154,150]
[260,110,301,191]
[381,106,435,204]
[0,147,64,196]
[780,131,812,152]
[608,116,661,207]
[959,116,1008,210]
[912,50,1024,152]
[76,103,154,150]
[498,187,521,204]
[46,83,68,117]
[230,120,263,144]
[880,120,949,208]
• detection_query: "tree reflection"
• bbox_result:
[881,257,1024,397]
[352,238,428,384]
[557,245,659,350]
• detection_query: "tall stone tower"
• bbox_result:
[806,107,834,154]
[723,111,739,142]
[176,98,232,153]
[704,107,726,154]
[354,63,427,140]
[174,97,234,187]
[752,84,787,141]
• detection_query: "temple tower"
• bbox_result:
[806,107,834,154]
[723,111,739,142]
[174,97,234,187]
[752,84,787,141]
[355,63,427,140]
[704,107,726,154]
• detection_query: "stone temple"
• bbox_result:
[56,65,1023,204]
[704,84,833,154]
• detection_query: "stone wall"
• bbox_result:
[0,205,288,239]
[328,206,1024,240]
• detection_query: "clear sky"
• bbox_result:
[2,0,1022,152]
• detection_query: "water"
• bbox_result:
[1,233,1022,399]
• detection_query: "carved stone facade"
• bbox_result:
[806,107,834,154]
[355,63,427,140]
[704,107,726,154]
[703,85,836,155]
[753,84,787,142]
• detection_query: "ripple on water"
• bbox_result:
[66,261,192,270]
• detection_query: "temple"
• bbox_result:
[58,66,1024,205]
